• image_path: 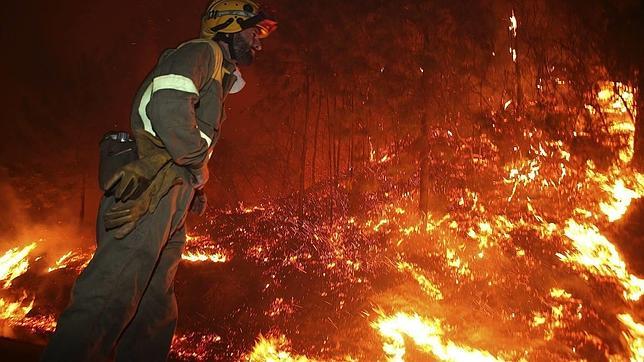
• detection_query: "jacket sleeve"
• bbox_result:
[147,42,214,169]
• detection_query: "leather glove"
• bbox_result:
[103,130,172,201]
[104,152,171,201]
[190,189,208,216]
[104,163,183,239]
[189,164,209,190]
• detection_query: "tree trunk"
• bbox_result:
[312,92,322,184]
[419,109,430,215]
[327,94,334,223]
[634,69,644,170]
[299,74,310,219]
[79,172,86,229]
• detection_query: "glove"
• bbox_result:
[189,164,210,190]
[190,189,208,216]
[103,130,172,201]
[103,152,171,201]
[104,163,183,239]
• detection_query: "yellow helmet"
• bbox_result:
[201,0,277,39]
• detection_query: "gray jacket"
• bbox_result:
[130,39,236,172]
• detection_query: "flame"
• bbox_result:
[549,288,572,300]
[558,219,643,301]
[508,10,517,36]
[373,218,389,232]
[397,262,443,301]
[618,314,644,362]
[372,312,503,362]
[599,180,642,222]
[0,243,37,288]
[246,335,312,361]
[590,82,637,163]
[47,251,74,272]
[0,292,35,321]
[181,251,228,263]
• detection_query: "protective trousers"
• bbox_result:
[41,168,194,362]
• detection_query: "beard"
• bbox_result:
[230,33,255,66]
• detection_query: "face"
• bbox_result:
[231,27,262,66]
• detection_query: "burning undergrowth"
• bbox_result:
[1,84,643,361]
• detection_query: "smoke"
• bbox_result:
[0,171,94,262]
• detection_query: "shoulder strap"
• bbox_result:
[177,39,224,84]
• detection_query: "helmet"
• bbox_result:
[201,0,277,39]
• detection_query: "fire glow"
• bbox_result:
[0,83,642,361]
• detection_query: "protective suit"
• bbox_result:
[41,39,235,362]
[42,0,276,359]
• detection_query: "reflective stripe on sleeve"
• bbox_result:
[200,130,213,147]
[138,82,157,136]
[152,74,199,95]
[137,74,207,144]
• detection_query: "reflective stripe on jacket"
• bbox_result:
[130,39,230,170]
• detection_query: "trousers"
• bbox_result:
[41,173,194,362]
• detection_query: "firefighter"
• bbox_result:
[41,1,276,361]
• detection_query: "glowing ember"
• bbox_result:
[372,312,503,362]
[558,219,643,301]
[171,332,223,361]
[0,243,37,288]
[12,314,58,333]
[245,335,312,361]
[0,292,34,321]
[372,218,389,232]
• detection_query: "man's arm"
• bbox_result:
[146,42,215,170]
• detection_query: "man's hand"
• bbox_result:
[104,152,172,201]
[189,164,209,190]
[104,163,183,239]
[190,189,208,216]
[104,161,152,202]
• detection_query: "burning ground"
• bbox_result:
[0,84,643,361]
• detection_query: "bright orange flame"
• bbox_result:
[47,251,74,273]
[0,292,35,321]
[372,312,503,362]
[618,314,644,362]
[591,82,637,163]
[246,335,312,361]
[397,262,443,301]
[558,219,643,301]
[549,288,572,299]
[181,251,228,263]
[599,180,642,222]
[0,243,37,288]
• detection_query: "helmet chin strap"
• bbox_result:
[213,32,242,62]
